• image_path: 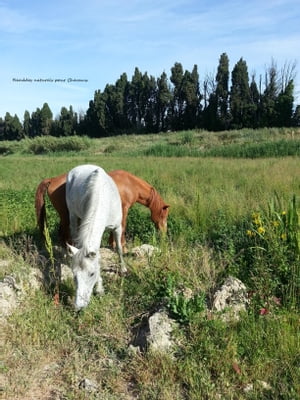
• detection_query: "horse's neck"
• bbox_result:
[136,182,154,207]
[78,209,104,250]
[139,187,163,213]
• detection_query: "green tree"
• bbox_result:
[40,103,53,136]
[23,111,31,137]
[216,53,230,129]
[182,65,201,129]
[203,92,218,131]
[102,73,131,134]
[142,73,157,133]
[3,112,23,140]
[113,73,131,132]
[275,80,294,126]
[261,62,278,127]
[249,75,260,127]
[30,108,42,137]
[56,106,77,136]
[0,118,4,140]
[156,72,172,132]
[127,67,144,130]
[83,91,107,137]
[230,58,252,128]
[170,62,185,130]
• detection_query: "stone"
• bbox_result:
[212,276,249,321]
[131,244,159,258]
[78,378,98,393]
[147,310,175,352]
[0,281,18,318]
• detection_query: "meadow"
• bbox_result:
[0,128,299,399]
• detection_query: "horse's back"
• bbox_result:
[108,169,150,206]
[66,164,121,224]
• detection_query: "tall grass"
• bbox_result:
[140,138,300,158]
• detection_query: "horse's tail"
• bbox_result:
[35,178,51,237]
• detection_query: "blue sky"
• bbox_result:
[1,0,299,120]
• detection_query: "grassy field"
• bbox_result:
[0,128,300,399]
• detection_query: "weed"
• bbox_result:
[161,273,206,324]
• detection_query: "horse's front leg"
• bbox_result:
[120,205,129,252]
[94,272,104,296]
[109,205,129,253]
[113,225,127,274]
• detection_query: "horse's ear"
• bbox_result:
[66,243,79,256]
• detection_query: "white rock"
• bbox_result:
[0,278,19,318]
[212,276,249,321]
[78,378,98,392]
[131,244,159,258]
[147,311,175,352]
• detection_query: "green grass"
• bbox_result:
[0,128,300,399]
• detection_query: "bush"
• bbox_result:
[23,136,91,154]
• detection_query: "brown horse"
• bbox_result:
[35,169,170,249]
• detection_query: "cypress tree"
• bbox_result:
[57,106,77,136]
[261,63,278,127]
[40,103,53,136]
[275,80,294,126]
[216,53,230,129]
[170,62,184,130]
[142,73,157,133]
[156,72,172,132]
[249,76,260,128]
[30,108,42,137]
[230,58,252,128]
[127,67,143,131]
[23,111,31,137]
[182,65,201,129]
[3,113,23,140]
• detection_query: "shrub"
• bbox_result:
[24,136,91,154]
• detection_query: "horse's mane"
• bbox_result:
[148,187,165,213]
[75,168,106,248]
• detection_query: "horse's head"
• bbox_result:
[151,204,170,233]
[67,243,100,310]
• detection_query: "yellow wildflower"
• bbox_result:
[281,233,287,240]
[252,213,262,226]
[257,226,265,235]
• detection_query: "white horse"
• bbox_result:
[66,164,127,310]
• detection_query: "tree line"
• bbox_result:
[1,53,299,141]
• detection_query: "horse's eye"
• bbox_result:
[89,272,95,278]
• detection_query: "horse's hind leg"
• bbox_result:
[113,226,127,274]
